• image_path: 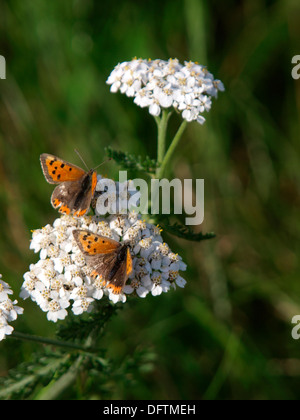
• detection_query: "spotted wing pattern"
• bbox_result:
[73,229,133,294]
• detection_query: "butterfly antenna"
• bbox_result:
[93,157,112,171]
[74,149,89,170]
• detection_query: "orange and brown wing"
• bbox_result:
[106,260,127,294]
[126,248,133,276]
[73,230,120,256]
[105,246,132,294]
[40,153,86,184]
[73,230,132,294]
[73,171,97,217]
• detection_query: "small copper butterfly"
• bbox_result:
[73,229,133,294]
[40,153,98,217]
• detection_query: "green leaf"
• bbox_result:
[162,221,216,242]
[105,146,159,174]
[0,350,71,400]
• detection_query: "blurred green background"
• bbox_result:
[0,0,300,400]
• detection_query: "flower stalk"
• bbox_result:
[10,331,95,353]
[157,119,188,179]
[155,110,172,168]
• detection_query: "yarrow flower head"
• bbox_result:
[21,179,187,322]
[0,275,24,341]
[107,58,224,124]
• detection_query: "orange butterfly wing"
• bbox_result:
[40,153,86,184]
[126,248,133,276]
[73,230,120,256]
[73,229,133,294]
[40,154,97,217]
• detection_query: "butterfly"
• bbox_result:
[73,229,133,294]
[40,153,98,217]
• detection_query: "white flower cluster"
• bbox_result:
[107,58,224,124]
[0,275,23,341]
[21,212,187,322]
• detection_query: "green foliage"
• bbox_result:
[105,146,159,174]
[0,350,72,400]
[0,299,156,400]
[162,220,216,242]
[0,345,156,400]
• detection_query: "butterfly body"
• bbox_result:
[73,229,133,294]
[40,154,97,217]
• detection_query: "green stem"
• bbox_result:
[155,110,172,170]
[35,355,84,400]
[10,331,94,353]
[157,119,187,179]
